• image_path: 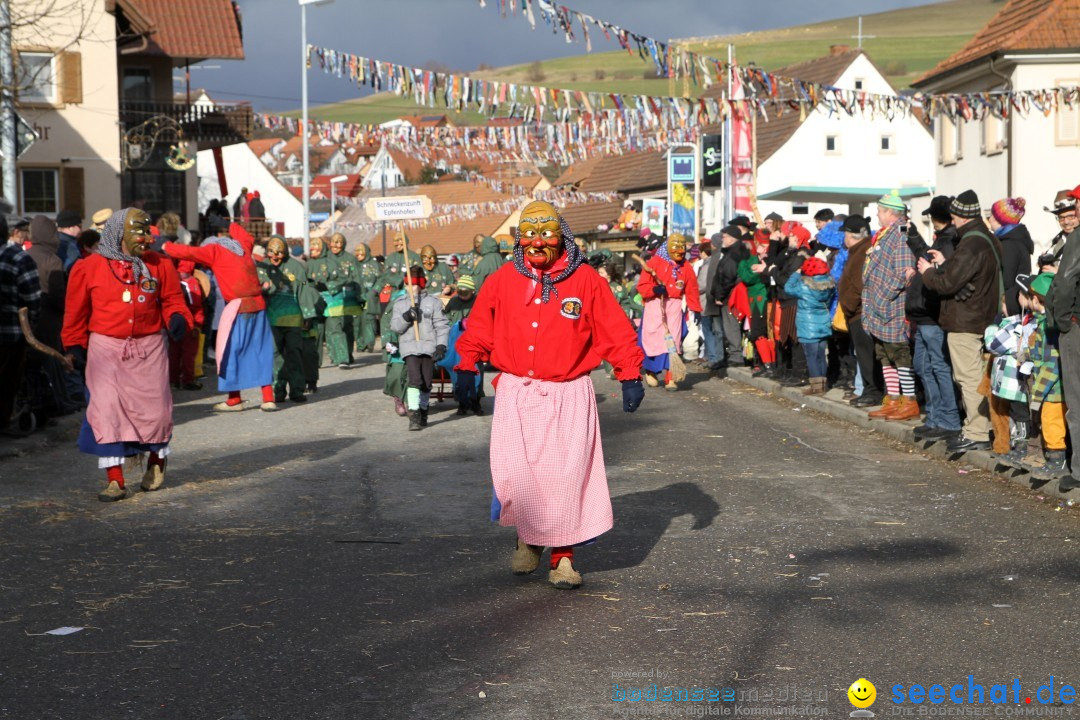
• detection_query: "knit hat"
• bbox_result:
[991,197,1026,225]
[876,189,906,213]
[841,215,870,234]
[456,274,475,291]
[949,190,981,219]
[55,209,81,228]
[783,222,812,247]
[764,212,783,223]
[801,257,829,277]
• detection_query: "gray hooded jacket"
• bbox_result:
[389,289,449,357]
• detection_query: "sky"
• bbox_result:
[183,0,941,112]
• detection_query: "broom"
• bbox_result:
[631,253,687,383]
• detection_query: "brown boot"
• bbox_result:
[884,395,920,421]
[802,377,826,396]
[548,556,583,589]
[867,395,898,418]
[511,538,542,575]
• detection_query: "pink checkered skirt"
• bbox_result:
[489,373,613,547]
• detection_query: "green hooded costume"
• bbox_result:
[257,244,320,401]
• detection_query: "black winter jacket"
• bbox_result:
[997,224,1033,317]
[905,225,956,325]
[710,241,749,308]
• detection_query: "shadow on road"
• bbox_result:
[174,437,360,489]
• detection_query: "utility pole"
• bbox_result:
[1,0,17,205]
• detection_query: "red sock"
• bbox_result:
[148,452,165,469]
[261,385,274,403]
[755,338,776,364]
[226,391,243,406]
[665,370,672,384]
[550,546,573,569]
[106,465,124,488]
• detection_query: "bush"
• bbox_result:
[883,60,908,76]
[526,61,546,82]
[614,70,635,80]
[593,68,606,81]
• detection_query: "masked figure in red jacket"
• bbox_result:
[454,201,645,590]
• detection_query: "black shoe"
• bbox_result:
[456,404,469,416]
[920,428,960,442]
[419,408,429,427]
[781,375,808,388]
[912,423,934,438]
[851,393,883,408]
[290,394,308,403]
[946,435,991,453]
[306,382,318,394]
[274,394,287,403]
[472,401,485,416]
[1059,476,1080,492]
[408,410,422,431]
[752,363,774,378]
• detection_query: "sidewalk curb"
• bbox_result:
[724,367,1078,505]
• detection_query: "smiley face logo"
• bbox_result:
[848,679,876,709]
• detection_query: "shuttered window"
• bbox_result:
[61,166,85,218]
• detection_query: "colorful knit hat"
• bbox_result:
[456,274,476,291]
[877,189,906,213]
[801,257,829,277]
[950,190,981,219]
[991,197,1026,225]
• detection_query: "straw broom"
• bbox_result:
[631,253,686,383]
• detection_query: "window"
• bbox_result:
[854,78,864,90]
[791,203,809,216]
[939,116,961,165]
[20,168,58,214]
[16,52,55,103]
[122,68,153,102]
[982,114,1007,154]
[880,135,894,153]
[1055,79,1080,146]
[825,135,839,154]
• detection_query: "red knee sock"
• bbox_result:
[148,452,165,469]
[754,338,776,364]
[106,465,125,488]
[664,370,672,384]
[550,546,573,569]
[226,391,243,406]
[261,385,274,403]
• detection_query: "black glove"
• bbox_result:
[955,282,977,302]
[65,346,87,370]
[653,284,668,297]
[314,282,328,292]
[167,313,188,342]
[402,307,417,324]
[454,370,478,404]
[622,379,645,413]
[433,344,447,362]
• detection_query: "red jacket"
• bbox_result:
[163,223,265,312]
[61,251,192,349]
[637,256,702,312]
[456,261,644,382]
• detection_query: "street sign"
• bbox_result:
[364,195,432,221]
[0,113,39,159]
[669,154,696,183]
[309,212,329,223]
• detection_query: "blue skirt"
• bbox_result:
[218,311,274,392]
[637,322,670,373]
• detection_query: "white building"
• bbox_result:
[912,0,1080,256]
[197,143,305,237]
[702,46,936,231]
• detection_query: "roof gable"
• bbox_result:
[915,0,1080,86]
[124,0,244,61]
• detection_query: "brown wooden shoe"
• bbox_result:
[884,395,920,421]
[548,557,582,589]
[97,481,128,502]
[140,463,165,492]
[867,395,898,418]
[511,538,543,575]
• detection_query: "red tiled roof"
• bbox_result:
[127,0,244,61]
[553,156,602,187]
[248,138,281,159]
[559,201,624,235]
[310,174,363,197]
[576,150,666,194]
[915,0,1080,86]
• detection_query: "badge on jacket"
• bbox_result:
[560,297,582,320]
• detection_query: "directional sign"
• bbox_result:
[669,154,696,184]
[308,212,330,223]
[364,195,432,221]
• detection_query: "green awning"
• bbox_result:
[757,186,933,204]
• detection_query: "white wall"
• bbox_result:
[197,143,305,237]
[757,54,936,223]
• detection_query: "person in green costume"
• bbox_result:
[470,235,505,291]
[302,237,327,391]
[308,232,362,368]
[257,236,320,403]
[352,241,383,353]
[419,244,456,299]
[375,231,421,295]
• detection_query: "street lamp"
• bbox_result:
[300,0,334,256]
[329,174,348,233]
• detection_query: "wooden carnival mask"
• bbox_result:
[666,234,687,262]
[266,236,287,267]
[309,237,324,259]
[518,201,562,271]
[420,245,438,271]
[122,208,152,258]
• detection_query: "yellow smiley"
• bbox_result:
[848,679,876,709]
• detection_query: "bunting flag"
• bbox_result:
[305,42,1080,125]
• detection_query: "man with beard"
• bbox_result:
[454,200,645,590]
[352,242,382,353]
[62,209,192,501]
[419,244,456,298]
[637,233,701,390]
[257,236,319,404]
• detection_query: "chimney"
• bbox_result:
[830,44,851,56]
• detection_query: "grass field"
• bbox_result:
[299,0,1003,125]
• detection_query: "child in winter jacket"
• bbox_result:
[389,266,449,431]
[984,312,1033,460]
[1016,273,1067,478]
[783,257,836,396]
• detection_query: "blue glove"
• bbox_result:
[454,370,478,404]
[622,379,644,413]
[653,284,667,297]
[167,313,188,342]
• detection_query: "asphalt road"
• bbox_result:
[1,357,1077,720]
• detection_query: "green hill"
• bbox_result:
[299,0,1002,125]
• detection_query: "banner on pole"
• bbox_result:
[642,198,666,236]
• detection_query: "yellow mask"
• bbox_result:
[666,234,687,262]
[518,201,563,271]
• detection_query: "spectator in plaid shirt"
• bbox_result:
[0,214,43,433]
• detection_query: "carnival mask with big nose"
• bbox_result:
[354,244,367,262]
[519,201,563,271]
[122,209,152,258]
[420,245,438,271]
[309,238,324,259]
[267,237,287,267]
[666,234,687,262]
[329,233,346,256]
